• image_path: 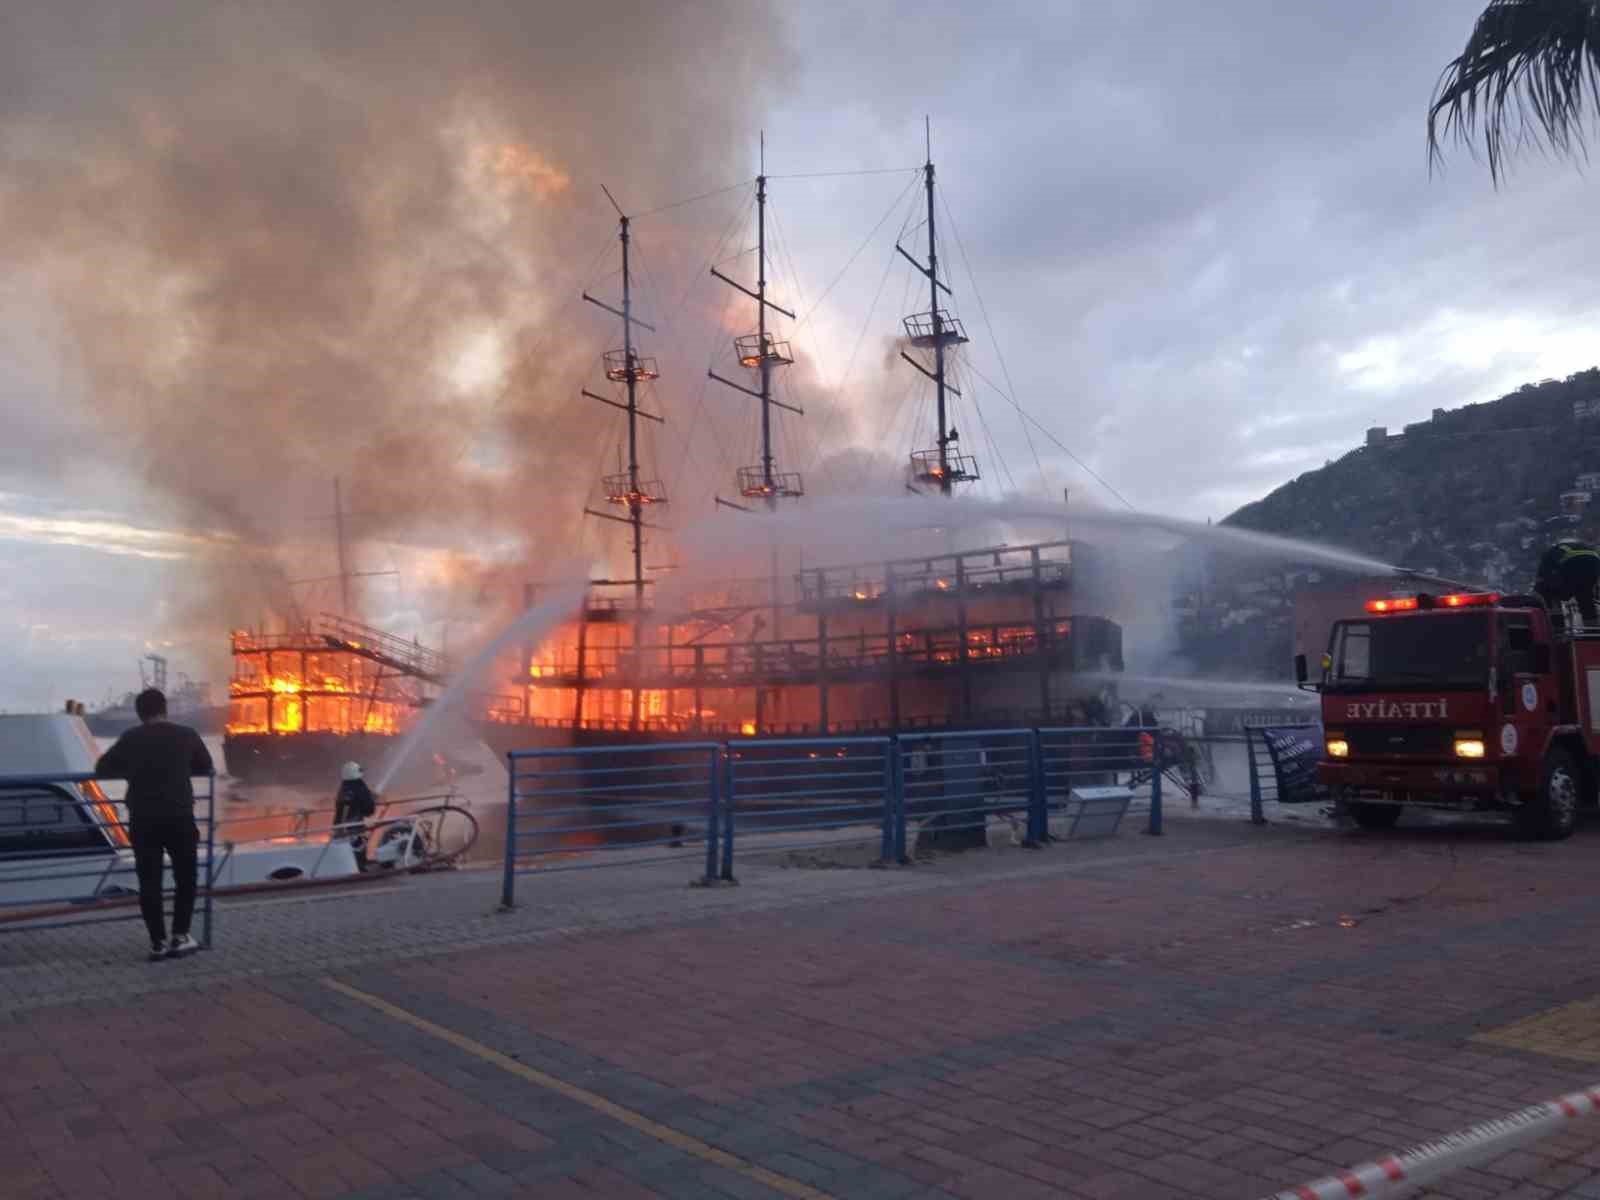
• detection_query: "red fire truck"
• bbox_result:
[1296,589,1597,839]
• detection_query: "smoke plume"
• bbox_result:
[0,0,792,651]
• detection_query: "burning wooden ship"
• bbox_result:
[222,139,1128,777]
[478,137,1126,758]
[223,613,446,784]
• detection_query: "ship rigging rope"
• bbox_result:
[766,166,925,179]
[794,173,925,479]
[875,371,922,470]
[629,231,720,509]
[763,200,809,470]
[626,167,920,220]
[767,197,842,476]
[661,188,754,328]
[963,358,1019,495]
[650,193,755,506]
[680,266,748,492]
[864,225,937,469]
[632,177,752,220]
[930,193,1134,512]
[626,238,672,340]
[938,189,1048,498]
[962,357,1136,511]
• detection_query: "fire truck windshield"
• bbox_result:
[1326,612,1489,690]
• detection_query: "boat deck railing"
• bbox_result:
[521,617,1090,688]
[0,772,217,940]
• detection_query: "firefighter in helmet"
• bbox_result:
[1535,537,1600,624]
[334,761,377,870]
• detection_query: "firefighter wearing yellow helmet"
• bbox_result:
[1535,538,1600,624]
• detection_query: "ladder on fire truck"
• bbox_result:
[317,613,450,687]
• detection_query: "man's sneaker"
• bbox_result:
[148,941,168,962]
[166,934,199,958]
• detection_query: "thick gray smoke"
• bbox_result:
[0,0,791,650]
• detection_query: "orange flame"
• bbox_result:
[226,645,408,737]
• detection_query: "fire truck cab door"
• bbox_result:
[1497,615,1550,757]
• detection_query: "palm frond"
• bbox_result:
[1428,0,1600,183]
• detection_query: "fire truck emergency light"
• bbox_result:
[1365,592,1499,614]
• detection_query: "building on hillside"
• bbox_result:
[1576,472,1600,491]
[1574,398,1600,421]
[1364,425,1409,449]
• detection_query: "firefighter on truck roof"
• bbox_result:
[1534,537,1600,624]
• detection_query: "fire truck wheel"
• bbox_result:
[1347,802,1401,830]
[1526,750,1581,841]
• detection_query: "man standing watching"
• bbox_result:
[95,688,213,960]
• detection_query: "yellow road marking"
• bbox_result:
[1475,996,1600,1062]
[322,978,835,1199]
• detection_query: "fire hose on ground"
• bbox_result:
[1265,1082,1600,1199]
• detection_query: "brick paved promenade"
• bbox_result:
[8,812,1600,1199]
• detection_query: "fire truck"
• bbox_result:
[1296,589,1600,839]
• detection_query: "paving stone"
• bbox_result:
[12,820,1600,1198]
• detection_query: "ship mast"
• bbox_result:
[581,187,667,731]
[710,135,806,644]
[286,480,395,626]
[334,477,351,616]
[900,119,976,494]
[710,134,805,512]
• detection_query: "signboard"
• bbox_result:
[1064,786,1133,839]
[1259,724,1323,804]
[1203,708,1318,737]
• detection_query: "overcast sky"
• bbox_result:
[2,0,1596,709]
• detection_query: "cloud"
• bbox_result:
[765,0,1600,521]
[0,511,214,560]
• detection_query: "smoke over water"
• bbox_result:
[0,0,789,657]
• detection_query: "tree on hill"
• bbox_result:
[1429,0,1600,183]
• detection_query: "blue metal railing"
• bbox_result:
[1037,725,1160,837]
[900,729,1038,852]
[500,725,1178,899]
[502,742,721,908]
[722,736,893,881]
[0,772,217,945]
[1245,723,1322,823]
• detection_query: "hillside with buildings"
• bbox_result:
[1171,368,1600,678]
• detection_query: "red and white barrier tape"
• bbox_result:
[1265,1083,1600,1199]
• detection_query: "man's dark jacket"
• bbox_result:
[95,721,214,821]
